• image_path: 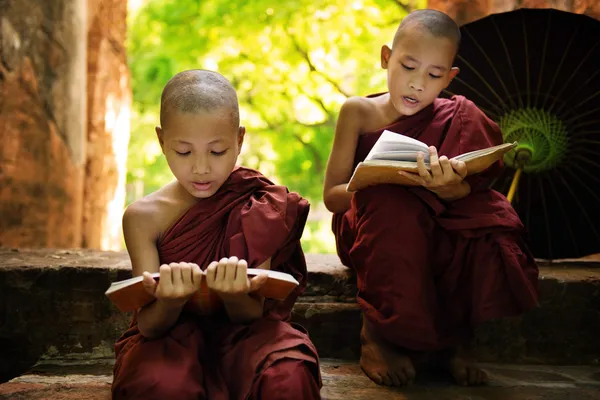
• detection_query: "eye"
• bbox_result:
[211,149,228,156]
[175,151,191,156]
[401,63,415,71]
[429,74,442,79]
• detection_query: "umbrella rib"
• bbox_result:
[542,19,581,110]
[535,12,552,106]
[564,155,600,181]
[563,84,600,116]
[556,166,600,248]
[568,115,600,130]
[458,29,513,110]
[536,176,553,259]
[493,17,523,109]
[545,172,580,256]
[443,79,505,116]
[549,38,600,115]
[525,172,532,237]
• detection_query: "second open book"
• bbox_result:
[347,130,517,192]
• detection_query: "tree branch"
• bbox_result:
[284,28,352,98]
[242,92,325,174]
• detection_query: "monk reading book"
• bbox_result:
[323,9,538,388]
[111,69,321,400]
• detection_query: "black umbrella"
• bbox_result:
[443,8,600,260]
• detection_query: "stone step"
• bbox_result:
[1,359,599,400]
[1,249,600,383]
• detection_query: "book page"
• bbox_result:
[365,130,429,162]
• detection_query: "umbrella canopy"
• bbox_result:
[443,8,600,260]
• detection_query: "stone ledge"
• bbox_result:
[1,248,600,383]
[1,360,600,400]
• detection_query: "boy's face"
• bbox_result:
[381,25,459,116]
[157,108,244,199]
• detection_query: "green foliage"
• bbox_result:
[126,0,422,252]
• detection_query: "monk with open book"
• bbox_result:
[323,9,539,387]
[111,70,321,399]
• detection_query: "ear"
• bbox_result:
[381,45,392,69]
[155,126,165,154]
[445,67,460,88]
[237,126,246,154]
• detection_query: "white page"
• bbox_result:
[365,130,429,162]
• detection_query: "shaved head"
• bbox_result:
[393,9,461,54]
[160,69,239,128]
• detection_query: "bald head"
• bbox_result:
[160,69,239,128]
[393,9,461,54]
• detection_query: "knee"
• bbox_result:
[255,359,320,400]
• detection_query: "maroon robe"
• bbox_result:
[333,95,539,351]
[112,167,322,400]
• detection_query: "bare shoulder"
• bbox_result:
[123,181,196,241]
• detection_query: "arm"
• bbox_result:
[323,97,364,214]
[122,204,200,339]
[206,257,271,324]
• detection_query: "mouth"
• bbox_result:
[402,96,420,106]
[191,181,213,191]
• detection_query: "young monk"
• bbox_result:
[323,9,539,387]
[112,69,322,400]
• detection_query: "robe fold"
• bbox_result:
[112,167,322,400]
[333,95,539,351]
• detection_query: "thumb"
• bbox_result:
[249,273,269,292]
[142,272,158,295]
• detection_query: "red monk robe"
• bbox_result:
[333,95,539,351]
[112,167,322,400]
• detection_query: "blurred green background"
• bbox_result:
[126,0,422,253]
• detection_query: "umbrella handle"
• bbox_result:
[506,168,522,204]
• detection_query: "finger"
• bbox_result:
[181,263,192,285]
[235,259,248,284]
[428,146,442,177]
[170,263,182,287]
[142,272,158,295]
[416,152,432,183]
[225,257,238,282]
[451,159,468,178]
[216,258,228,281]
[206,261,218,284]
[439,156,454,181]
[159,264,173,293]
[191,264,203,289]
[249,273,268,292]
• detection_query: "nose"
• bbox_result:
[192,155,210,174]
[409,76,425,92]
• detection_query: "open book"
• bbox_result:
[105,268,299,313]
[346,130,517,192]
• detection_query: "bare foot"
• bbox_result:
[360,317,416,387]
[439,347,488,386]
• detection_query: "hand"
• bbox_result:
[205,256,268,300]
[142,262,203,306]
[398,146,468,197]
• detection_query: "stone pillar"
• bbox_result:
[0,1,87,248]
[83,0,130,250]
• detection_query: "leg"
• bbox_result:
[341,186,452,386]
[251,359,321,400]
[360,316,416,387]
[112,319,206,400]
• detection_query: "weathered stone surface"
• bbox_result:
[83,0,130,250]
[0,1,86,248]
[1,249,599,383]
[1,360,600,400]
